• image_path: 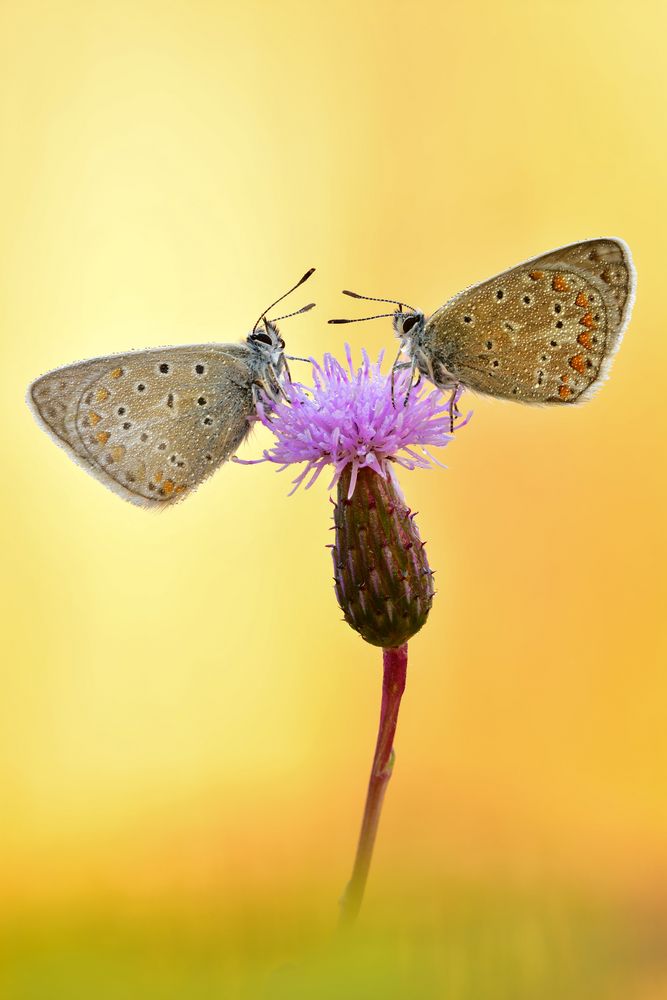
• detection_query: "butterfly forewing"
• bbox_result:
[30,345,256,505]
[423,239,634,405]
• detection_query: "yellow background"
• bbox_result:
[1,1,665,996]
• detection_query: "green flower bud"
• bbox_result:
[331,466,435,648]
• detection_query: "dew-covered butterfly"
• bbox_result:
[330,239,635,419]
[29,269,315,506]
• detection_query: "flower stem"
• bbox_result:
[340,642,408,926]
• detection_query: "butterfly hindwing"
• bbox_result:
[30,345,256,505]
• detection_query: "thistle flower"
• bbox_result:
[251,345,468,497]
[248,345,469,924]
[249,345,469,646]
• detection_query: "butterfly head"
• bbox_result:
[328,291,425,353]
[246,321,290,404]
[246,268,317,401]
[393,309,426,354]
[246,315,315,405]
[247,321,286,370]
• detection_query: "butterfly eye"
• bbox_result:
[252,332,273,345]
[402,315,419,334]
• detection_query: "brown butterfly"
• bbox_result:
[28,269,315,506]
[331,239,635,415]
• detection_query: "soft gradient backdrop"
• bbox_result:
[1,1,666,997]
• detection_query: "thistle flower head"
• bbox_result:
[251,346,469,496]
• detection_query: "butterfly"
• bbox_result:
[330,239,635,420]
[28,269,315,506]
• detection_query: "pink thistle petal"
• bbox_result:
[250,346,470,495]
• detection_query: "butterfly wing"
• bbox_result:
[423,238,635,404]
[29,345,257,505]
[535,239,634,319]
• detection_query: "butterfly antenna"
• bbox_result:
[271,302,316,323]
[328,312,395,325]
[342,289,417,313]
[253,268,316,334]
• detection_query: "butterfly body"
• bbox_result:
[29,326,288,507]
[392,239,636,406]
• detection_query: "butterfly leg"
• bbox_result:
[251,382,265,408]
[390,362,411,406]
[448,385,461,433]
[403,358,419,407]
[251,379,285,410]
[268,365,291,402]
[390,367,410,404]
[276,379,290,402]
[389,343,407,407]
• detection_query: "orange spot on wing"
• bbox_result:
[561,374,570,383]
[569,354,586,374]
[154,471,163,483]
[95,431,110,444]
[552,274,570,292]
[110,368,123,379]
[88,412,102,425]
[580,312,597,329]
[577,331,593,349]
[575,291,588,308]
[95,388,109,402]
[558,385,572,399]
[529,270,544,280]
[162,480,175,495]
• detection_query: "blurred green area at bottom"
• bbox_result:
[0,883,665,1000]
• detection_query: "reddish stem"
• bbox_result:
[340,642,408,926]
